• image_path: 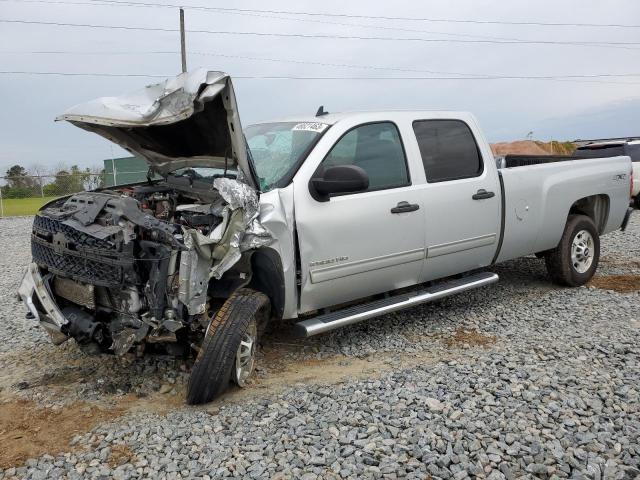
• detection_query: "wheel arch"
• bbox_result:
[568,194,609,234]
[247,247,286,320]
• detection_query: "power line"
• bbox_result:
[120,2,640,29]
[0,0,624,45]
[4,50,640,80]
[0,70,167,77]
[1,71,639,85]
[7,0,638,29]
[2,19,639,49]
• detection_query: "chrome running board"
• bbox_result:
[293,271,499,337]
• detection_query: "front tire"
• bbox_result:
[545,214,600,287]
[634,195,640,210]
[186,288,270,405]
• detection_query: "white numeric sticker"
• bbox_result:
[292,122,329,133]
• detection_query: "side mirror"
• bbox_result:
[309,165,369,201]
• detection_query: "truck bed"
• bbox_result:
[495,155,631,263]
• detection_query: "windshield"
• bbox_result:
[245,121,329,191]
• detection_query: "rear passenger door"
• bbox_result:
[411,119,501,281]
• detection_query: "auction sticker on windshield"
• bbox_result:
[293,122,329,133]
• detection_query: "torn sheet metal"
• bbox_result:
[211,177,273,268]
[18,263,69,330]
[178,178,273,315]
[178,229,215,315]
[56,69,256,188]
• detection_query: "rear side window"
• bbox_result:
[412,120,483,182]
[322,122,409,190]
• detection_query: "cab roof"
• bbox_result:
[247,110,475,127]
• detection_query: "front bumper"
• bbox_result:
[18,263,69,345]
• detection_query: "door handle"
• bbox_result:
[472,189,495,200]
[391,201,420,214]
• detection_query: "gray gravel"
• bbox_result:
[0,215,639,479]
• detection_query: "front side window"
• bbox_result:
[413,120,483,182]
[321,122,409,191]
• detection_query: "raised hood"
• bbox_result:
[57,69,256,188]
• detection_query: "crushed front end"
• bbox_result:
[18,177,271,356]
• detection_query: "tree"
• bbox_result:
[5,165,37,189]
[3,165,38,198]
[43,165,93,196]
[6,165,27,181]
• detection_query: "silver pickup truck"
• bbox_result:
[18,70,634,404]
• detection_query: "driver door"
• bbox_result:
[294,121,426,313]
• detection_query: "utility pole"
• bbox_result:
[180,8,187,73]
[110,145,117,186]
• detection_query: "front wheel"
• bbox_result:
[186,288,270,405]
[545,214,600,287]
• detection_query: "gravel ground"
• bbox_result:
[0,215,639,479]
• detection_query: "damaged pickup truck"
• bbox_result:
[19,69,634,404]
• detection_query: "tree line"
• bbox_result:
[1,164,105,198]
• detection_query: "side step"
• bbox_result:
[293,271,499,337]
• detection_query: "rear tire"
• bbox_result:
[634,195,640,210]
[545,214,600,287]
[186,288,270,405]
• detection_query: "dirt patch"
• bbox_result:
[0,390,184,469]
[215,353,404,407]
[31,365,95,388]
[209,328,502,408]
[108,444,136,467]
[588,275,640,293]
[0,399,125,468]
[599,258,640,269]
[445,328,496,348]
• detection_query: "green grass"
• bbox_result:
[0,196,59,217]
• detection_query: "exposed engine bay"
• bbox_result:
[16,70,286,403]
[28,173,272,355]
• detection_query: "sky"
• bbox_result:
[0,0,639,174]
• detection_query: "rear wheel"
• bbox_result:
[186,288,270,405]
[545,214,600,287]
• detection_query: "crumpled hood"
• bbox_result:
[56,69,256,188]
